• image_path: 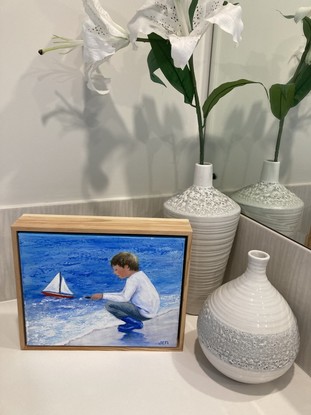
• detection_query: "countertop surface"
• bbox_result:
[0,300,311,415]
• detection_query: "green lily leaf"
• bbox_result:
[302,15,311,40]
[269,83,295,120]
[294,17,311,103]
[189,0,199,29]
[147,33,194,104]
[291,63,311,106]
[287,17,311,106]
[147,50,166,87]
[202,79,266,120]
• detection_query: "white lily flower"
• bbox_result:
[128,0,243,69]
[82,0,130,94]
[294,6,311,23]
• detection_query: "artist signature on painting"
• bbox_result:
[158,340,169,346]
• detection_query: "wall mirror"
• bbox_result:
[207,0,311,249]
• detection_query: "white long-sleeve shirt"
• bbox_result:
[103,271,160,318]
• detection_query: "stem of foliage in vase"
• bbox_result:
[274,117,285,162]
[189,55,205,165]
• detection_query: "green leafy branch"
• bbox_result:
[146,33,265,164]
[269,16,311,161]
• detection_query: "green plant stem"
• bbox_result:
[189,56,205,165]
[137,37,152,43]
[138,37,205,164]
[274,118,285,162]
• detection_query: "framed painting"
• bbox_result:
[11,214,192,351]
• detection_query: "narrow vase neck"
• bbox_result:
[193,163,213,187]
[260,160,280,183]
[244,250,270,277]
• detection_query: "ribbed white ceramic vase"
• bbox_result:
[164,163,240,315]
[197,250,300,384]
[231,160,304,237]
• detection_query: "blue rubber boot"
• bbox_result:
[118,316,143,333]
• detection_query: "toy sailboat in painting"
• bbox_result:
[42,272,74,298]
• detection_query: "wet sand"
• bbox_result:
[66,308,181,348]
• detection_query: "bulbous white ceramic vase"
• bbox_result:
[164,163,240,315]
[197,250,300,384]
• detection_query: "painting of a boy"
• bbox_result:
[91,252,160,333]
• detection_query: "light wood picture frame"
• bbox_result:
[11,214,192,351]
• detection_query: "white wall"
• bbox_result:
[1,0,310,208]
[207,0,311,191]
[0,0,212,208]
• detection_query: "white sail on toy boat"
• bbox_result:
[42,272,74,298]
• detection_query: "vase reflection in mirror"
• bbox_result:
[197,250,300,384]
[231,160,304,238]
[164,163,240,315]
